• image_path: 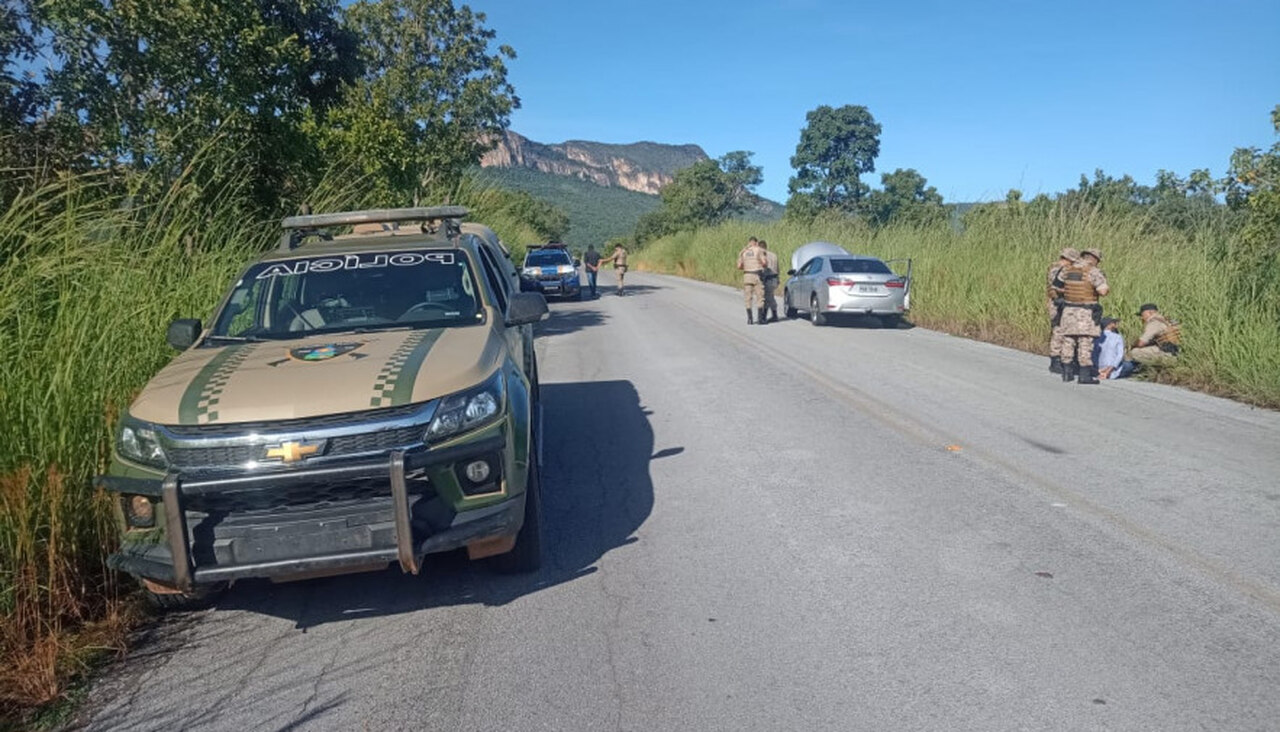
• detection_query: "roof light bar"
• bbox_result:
[280,206,470,231]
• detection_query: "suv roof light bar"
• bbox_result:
[278,206,470,251]
[280,206,470,231]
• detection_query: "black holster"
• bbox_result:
[1051,299,1064,327]
[1091,303,1102,326]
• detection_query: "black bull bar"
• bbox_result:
[99,436,509,590]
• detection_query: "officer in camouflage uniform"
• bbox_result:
[1056,247,1109,384]
[1129,303,1181,367]
[759,239,780,324]
[1046,247,1081,374]
[602,243,629,295]
[736,236,766,324]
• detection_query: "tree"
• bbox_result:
[633,153,763,242]
[786,104,881,218]
[41,0,361,207]
[864,168,945,226]
[319,0,519,200]
[1225,105,1280,310]
[717,149,762,207]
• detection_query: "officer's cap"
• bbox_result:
[1100,317,1118,328]
[1082,248,1103,262]
[1059,247,1080,261]
[1136,302,1158,316]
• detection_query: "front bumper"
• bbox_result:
[99,435,523,588]
[536,277,580,297]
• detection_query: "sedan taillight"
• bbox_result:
[885,279,906,288]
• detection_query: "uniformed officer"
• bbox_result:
[602,243,629,295]
[1046,247,1081,374]
[758,239,780,324]
[736,236,766,324]
[1056,247,1109,384]
[1129,303,1180,366]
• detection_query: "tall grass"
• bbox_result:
[635,211,1280,408]
[0,157,546,723]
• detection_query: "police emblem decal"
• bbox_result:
[288,342,363,362]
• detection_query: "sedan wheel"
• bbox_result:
[784,289,798,319]
[810,294,826,326]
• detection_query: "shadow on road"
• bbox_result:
[209,379,657,629]
[783,313,916,329]
[587,283,663,299]
[534,306,607,337]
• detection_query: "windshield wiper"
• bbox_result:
[205,334,266,343]
[348,325,413,334]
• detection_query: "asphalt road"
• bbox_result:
[77,271,1280,731]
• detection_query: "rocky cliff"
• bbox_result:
[481,131,708,195]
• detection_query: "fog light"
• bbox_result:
[125,494,155,528]
[464,460,491,483]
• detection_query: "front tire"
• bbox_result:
[809,295,826,326]
[492,449,543,574]
[784,290,798,319]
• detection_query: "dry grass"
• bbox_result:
[0,161,549,726]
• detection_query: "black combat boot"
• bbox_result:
[1062,361,1076,382]
[769,308,778,323]
[1049,356,1063,374]
[746,309,754,325]
[1078,366,1099,385]
[758,307,768,325]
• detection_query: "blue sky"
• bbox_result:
[474,0,1280,203]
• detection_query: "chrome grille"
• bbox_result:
[164,402,425,437]
[328,425,424,454]
[166,425,425,471]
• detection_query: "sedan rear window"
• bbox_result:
[830,258,892,274]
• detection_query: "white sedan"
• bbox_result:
[784,245,912,327]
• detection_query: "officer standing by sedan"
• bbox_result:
[1046,247,1080,374]
[736,236,766,324]
[1055,247,1109,384]
[758,239,780,324]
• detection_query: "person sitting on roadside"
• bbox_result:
[1092,317,1133,380]
[1129,303,1181,367]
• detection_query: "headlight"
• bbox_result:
[117,414,169,469]
[557,265,575,274]
[522,267,540,277]
[425,371,505,442]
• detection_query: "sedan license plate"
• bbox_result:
[858,285,881,294]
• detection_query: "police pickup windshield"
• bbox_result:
[210,249,484,340]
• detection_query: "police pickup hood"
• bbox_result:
[129,326,505,426]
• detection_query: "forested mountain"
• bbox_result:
[472,166,661,248]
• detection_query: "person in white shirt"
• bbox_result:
[1092,317,1132,380]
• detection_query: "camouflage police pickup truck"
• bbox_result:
[97,207,549,608]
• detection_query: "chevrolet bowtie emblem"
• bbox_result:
[264,440,323,463]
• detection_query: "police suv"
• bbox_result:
[97,207,549,608]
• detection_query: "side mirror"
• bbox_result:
[786,269,797,276]
[573,259,582,267]
[506,292,549,326]
[166,319,201,350]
